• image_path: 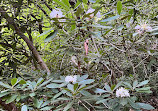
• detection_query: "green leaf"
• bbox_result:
[37,78,53,89]
[123,82,132,89]
[62,0,70,8]
[29,93,36,97]
[19,80,26,85]
[53,0,69,10]
[137,103,155,110]
[136,80,149,87]
[78,79,94,85]
[11,78,18,86]
[63,101,73,111]
[96,98,110,104]
[88,24,112,29]
[74,83,78,91]
[117,1,122,15]
[74,0,81,9]
[101,15,120,22]
[128,98,140,109]
[21,105,28,111]
[120,98,128,106]
[38,28,54,37]
[0,82,12,89]
[78,75,88,81]
[0,92,10,98]
[5,94,18,104]
[36,78,44,87]
[80,90,91,96]
[44,30,58,42]
[67,84,74,92]
[133,80,138,89]
[40,106,54,110]
[83,0,88,4]
[104,84,112,92]
[95,88,107,93]
[46,83,60,88]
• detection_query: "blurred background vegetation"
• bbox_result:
[0,0,157,110]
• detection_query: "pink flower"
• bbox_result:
[84,39,89,55]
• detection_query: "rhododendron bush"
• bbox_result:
[0,0,157,111]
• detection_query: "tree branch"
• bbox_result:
[0,7,50,74]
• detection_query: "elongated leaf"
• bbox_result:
[40,106,54,110]
[136,80,149,87]
[74,0,81,9]
[83,0,88,4]
[101,15,120,22]
[78,79,94,85]
[0,92,10,98]
[44,30,58,42]
[38,28,54,37]
[128,98,140,109]
[63,101,73,111]
[123,82,132,89]
[0,82,12,89]
[67,84,74,92]
[117,1,122,15]
[104,84,112,92]
[78,75,88,81]
[5,95,18,104]
[21,105,28,111]
[95,88,107,93]
[37,78,53,89]
[96,98,110,104]
[88,24,112,29]
[46,83,60,88]
[62,0,70,8]
[36,78,44,87]
[74,83,78,91]
[137,103,154,110]
[53,0,69,10]
[133,80,138,89]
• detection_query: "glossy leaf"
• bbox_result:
[101,15,120,22]
[117,1,122,15]
[5,95,18,104]
[136,80,149,87]
[11,78,18,86]
[137,103,154,110]
[44,30,58,42]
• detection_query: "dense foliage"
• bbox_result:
[0,0,157,110]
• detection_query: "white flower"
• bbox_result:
[135,23,152,33]
[50,9,65,23]
[65,75,77,83]
[50,9,64,18]
[86,8,102,19]
[116,87,130,98]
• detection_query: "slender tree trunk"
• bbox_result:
[0,7,50,74]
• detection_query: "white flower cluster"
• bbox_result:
[65,75,77,83]
[50,9,64,18]
[135,23,152,34]
[116,87,130,98]
[50,9,65,22]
